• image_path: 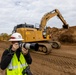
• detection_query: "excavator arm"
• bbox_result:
[39,9,69,31]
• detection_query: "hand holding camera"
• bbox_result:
[22,47,28,55]
[11,41,39,53]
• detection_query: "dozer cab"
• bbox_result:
[12,9,69,54]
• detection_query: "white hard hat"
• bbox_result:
[9,32,24,41]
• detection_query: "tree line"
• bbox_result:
[0,33,11,41]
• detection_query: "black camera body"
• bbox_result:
[19,42,39,51]
[22,66,32,75]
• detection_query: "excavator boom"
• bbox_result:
[39,9,69,31]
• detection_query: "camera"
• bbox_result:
[19,42,39,51]
[22,66,32,75]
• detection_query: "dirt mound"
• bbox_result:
[47,26,76,43]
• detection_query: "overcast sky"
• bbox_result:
[0,0,76,34]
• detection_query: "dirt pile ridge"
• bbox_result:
[47,26,76,43]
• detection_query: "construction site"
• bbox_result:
[0,9,76,75]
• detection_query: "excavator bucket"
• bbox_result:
[63,24,69,29]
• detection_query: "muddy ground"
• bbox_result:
[0,41,76,75]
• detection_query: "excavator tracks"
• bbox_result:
[31,41,61,54]
[51,41,61,49]
[31,43,52,54]
[38,43,52,54]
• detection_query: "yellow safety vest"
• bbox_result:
[6,52,28,75]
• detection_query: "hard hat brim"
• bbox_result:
[9,39,24,41]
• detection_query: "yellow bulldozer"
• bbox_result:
[12,9,69,54]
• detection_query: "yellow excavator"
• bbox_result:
[12,9,69,54]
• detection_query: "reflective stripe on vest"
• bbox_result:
[6,52,28,75]
[8,63,28,70]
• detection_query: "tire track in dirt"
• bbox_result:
[31,50,76,75]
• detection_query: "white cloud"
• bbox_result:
[0,0,76,34]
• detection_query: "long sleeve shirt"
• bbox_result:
[1,45,32,70]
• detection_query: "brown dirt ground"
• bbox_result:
[0,41,76,75]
